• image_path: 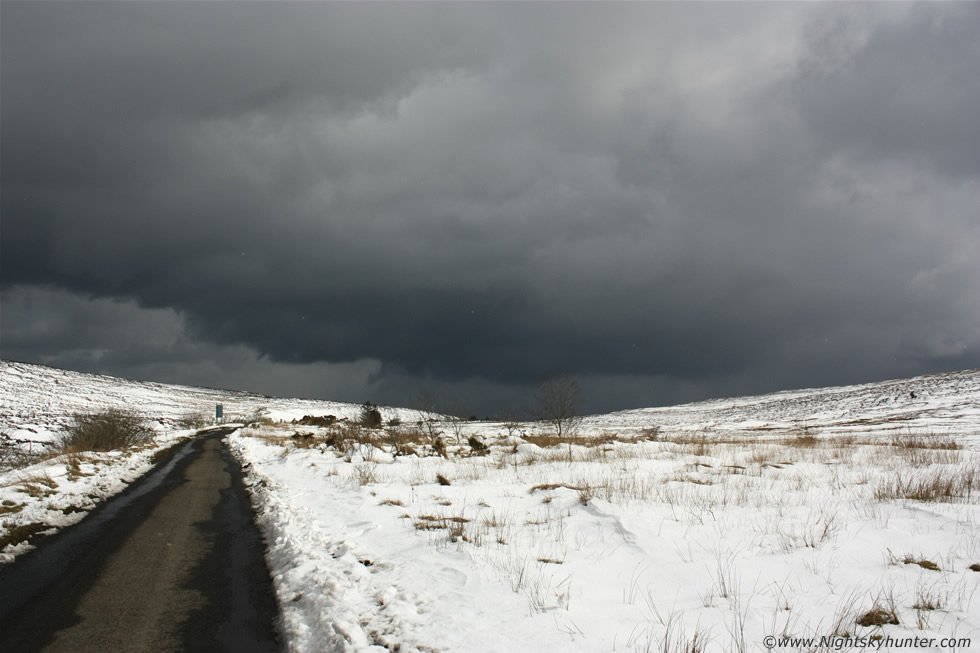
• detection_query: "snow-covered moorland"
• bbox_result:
[3,360,980,651]
[230,370,980,653]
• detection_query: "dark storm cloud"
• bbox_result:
[2,2,978,413]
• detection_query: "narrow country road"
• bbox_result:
[0,429,281,653]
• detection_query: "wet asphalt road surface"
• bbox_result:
[0,429,281,653]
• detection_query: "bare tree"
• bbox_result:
[535,376,583,438]
[442,395,469,444]
[414,390,443,441]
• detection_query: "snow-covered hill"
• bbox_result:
[0,359,393,445]
[4,359,979,447]
[4,360,980,651]
[588,367,980,445]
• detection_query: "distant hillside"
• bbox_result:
[3,360,978,447]
[588,368,980,444]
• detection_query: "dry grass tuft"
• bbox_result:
[16,473,58,498]
[529,482,585,494]
[521,432,625,449]
[856,606,899,628]
[0,500,25,515]
[874,466,979,503]
[783,433,819,448]
[0,522,50,550]
[903,555,940,571]
[890,434,960,450]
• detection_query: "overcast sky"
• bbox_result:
[2,2,978,416]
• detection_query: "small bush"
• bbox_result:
[61,408,155,452]
[176,411,211,429]
[294,414,338,427]
[360,402,383,429]
[467,436,490,456]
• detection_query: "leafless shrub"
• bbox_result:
[354,463,378,486]
[61,409,155,452]
[324,423,377,452]
[443,396,469,444]
[414,391,444,441]
[535,375,582,439]
[0,433,48,471]
[176,410,211,429]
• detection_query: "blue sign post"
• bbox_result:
[216,404,223,422]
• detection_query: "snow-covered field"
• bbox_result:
[3,360,980,651]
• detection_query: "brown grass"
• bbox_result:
[16,473,58,498]
[0,500,25,515]
[412,514,471,542]
[61,408,155,452]
[857,607,899,627]
[903,555,940,571]
[0,522,50,549]
[529,482,585,494]
[874,466,979,503]
[521,432,624,449]
[65,452,93,481]
[782,433,819,448]
[890,435,960,450]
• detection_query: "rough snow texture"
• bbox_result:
[228,369,980,652]
[4,361,980,651]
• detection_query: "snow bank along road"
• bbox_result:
[0,429,280,653]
